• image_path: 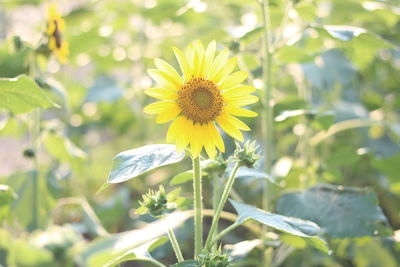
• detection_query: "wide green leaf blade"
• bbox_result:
[77,211,192,267]
[276,184,392,238]
[107,144,185,184]
[230,199,330,254]
[0,75,53,114]
[104,237,168,267]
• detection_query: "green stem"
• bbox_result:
[211,174,219,252]
[209,223,242,249]
[148,258,167,267]
[204,162,241,250]
[168,228,184,263]
[192,156,203,258]
[260,0,274,265]
[32,108,40,229]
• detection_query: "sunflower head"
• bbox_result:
[144,40,258,159]
[46,4,69,64]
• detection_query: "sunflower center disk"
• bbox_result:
[177,77,223,124]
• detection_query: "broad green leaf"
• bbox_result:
[239,27,263,46]
[44,132,87,172]
[319,25,394,69]
[230,199,330,254]
[235,167,276,184]
[77,211,192,267]
[104,237,168,267]
[0,75,53,114]
[171,260,201,267]
[107,144,185,184]
[170,170,193,185]
[276,184,392,238]
[0,184,17,221]
[225,239,262,260]
[2,171,54,230]
[276,45,316,63]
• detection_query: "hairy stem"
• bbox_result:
[204,162,241,250]
[209,223,242,249]
[212,173,219,252]
[192,156,203,258]
[168,228,184,263]
[260,0,274,265]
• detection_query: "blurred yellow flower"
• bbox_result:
[46,4,69,64]
[144,40,258,159]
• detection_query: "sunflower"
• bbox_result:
[46,4,69,64]
[144,40,258,159]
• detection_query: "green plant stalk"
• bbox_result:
[192,156,203,258]
[260,0,274,265]
[168,228,184,262]
[148,258,167,267]
[209,222,242,249]
[204,162,241,250]
[211,173,219,252]
[32,108,40,229]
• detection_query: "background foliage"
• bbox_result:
[0,0,399,266]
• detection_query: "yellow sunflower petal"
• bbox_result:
[190,123,204,159]
[222,85,256,97]
[219,71,248,90]
[224,94,259,107]
[207,48,229,79]
[185,43,196,77]
[144,101,177,114]
[144,87,178,100]
[203,40,216,77]
[210,57,237,84]
[175,116,191,152]
[154,58,182,86]
[148,69,180,90]
[193,40,205,77]
[225,105,258,117]
[216,112,244,142]
[166,116,181,142]
[173,47,191,80]
[209,122,225,152]
[155,103,181,123]
[203,123,217,158]
[227,114,251,131]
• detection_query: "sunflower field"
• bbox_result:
[0,0,399,266]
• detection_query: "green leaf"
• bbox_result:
[44,132,87,172]
[276,46,316,64]
[0,184,17,222]
[230,199,330,254]
[103,237,168,267]
[171,260,201,267]
[77,211,192,267]
[107,144,185,184]
[276,184,392,238]
[225,239,262,260]
[235,167,276,184]
[0,75,54,114]
[239,27,263,46]
[170,170,193,185]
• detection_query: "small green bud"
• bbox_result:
[232,140,261,168]
[198,247,230,267]
[23,148,35,158]
[136,185,183,217]
[12,36,23,51]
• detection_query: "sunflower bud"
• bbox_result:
[232,140,261,168]
[198,247,230,267]
[136,185,183,217]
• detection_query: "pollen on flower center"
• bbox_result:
[177,77,223,124]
